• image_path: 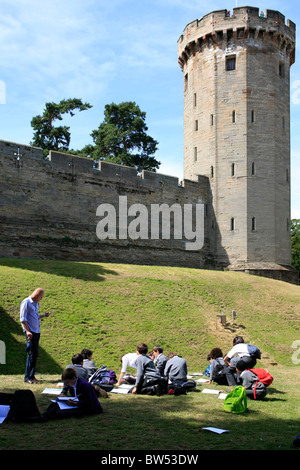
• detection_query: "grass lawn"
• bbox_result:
[0,258,299,451]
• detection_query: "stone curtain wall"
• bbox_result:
[0,140,215,269]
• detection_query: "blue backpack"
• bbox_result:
[247,344,261,359]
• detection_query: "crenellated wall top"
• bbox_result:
[178,6,296,68]
[0,139,208,192]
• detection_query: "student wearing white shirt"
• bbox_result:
[224,336,257,386]
[116,352,138,386]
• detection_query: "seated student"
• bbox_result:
[116,351,138,386]
[236,360,267,400]
[81,348,97,378]
[224,336,257,386]
[131,343,163,395]
[207,348,228,385]
[64,352,88,380]
[164,352,188,390]
[152,346,167,377]
[41,368,103,420]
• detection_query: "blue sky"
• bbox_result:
[0,0,299,218]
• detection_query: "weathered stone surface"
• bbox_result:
[178,6,297,282]
[0,7,298,284]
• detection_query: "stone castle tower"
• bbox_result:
[178,6,296,271]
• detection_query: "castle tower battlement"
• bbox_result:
[178,7,295,69]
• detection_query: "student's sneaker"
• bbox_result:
[93,385,109,398]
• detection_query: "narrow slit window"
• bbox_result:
[232,110,236,123]
[210,165,214,178]
[194,147,197,162]
[251,110,255,123]
[251,162,255,176]
[251,217,256,231]
[231,217,235,231]
[226,56,236,71]
[195,120,198,131]
[194,93,197,107]
[184,73,188,91]
[231,163,235,176]
[211,114,214,126]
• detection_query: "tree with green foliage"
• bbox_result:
[291,219,300,272]
[81,101,160,172]
[30,98,92,157]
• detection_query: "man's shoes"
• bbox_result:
[24,378,41,384]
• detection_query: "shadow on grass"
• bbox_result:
[0,257,118,282]
[0,305,62,375]
[0,391,298,451]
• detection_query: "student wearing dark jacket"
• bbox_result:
[207,348,228,385]
[236,360,267,400]
[164,352,188,388]
[41,368,103,420]
[152,346,167,377]
[131,344,163,395]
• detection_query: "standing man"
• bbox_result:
[20,287,51,384]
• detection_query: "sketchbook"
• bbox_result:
[110,384,133,394]
[51,396,79,410]
[0,405,10,424]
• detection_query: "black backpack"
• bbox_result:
[168,380,197,395]
[9,389,40,423]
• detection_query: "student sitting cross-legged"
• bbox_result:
[131,343,164,396]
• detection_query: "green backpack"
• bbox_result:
[223,386,248,414]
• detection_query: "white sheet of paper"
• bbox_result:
[218,393,228,399]
[42,388,63,395]
[110,384,133,394]
[202,388,221,394]
[202,427,229,434]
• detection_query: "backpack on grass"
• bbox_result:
[249,368,273,386]
[168,380,197,396]
[89,365,117,386]
[223,386,248,414]
[249,368,273,399]
[247,344,261,359]
[9,389,40,423]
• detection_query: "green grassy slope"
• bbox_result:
[1,258,300,451]
[0,258,299,374]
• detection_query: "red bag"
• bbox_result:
[249,368,273,399]
[249,368,273,386]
